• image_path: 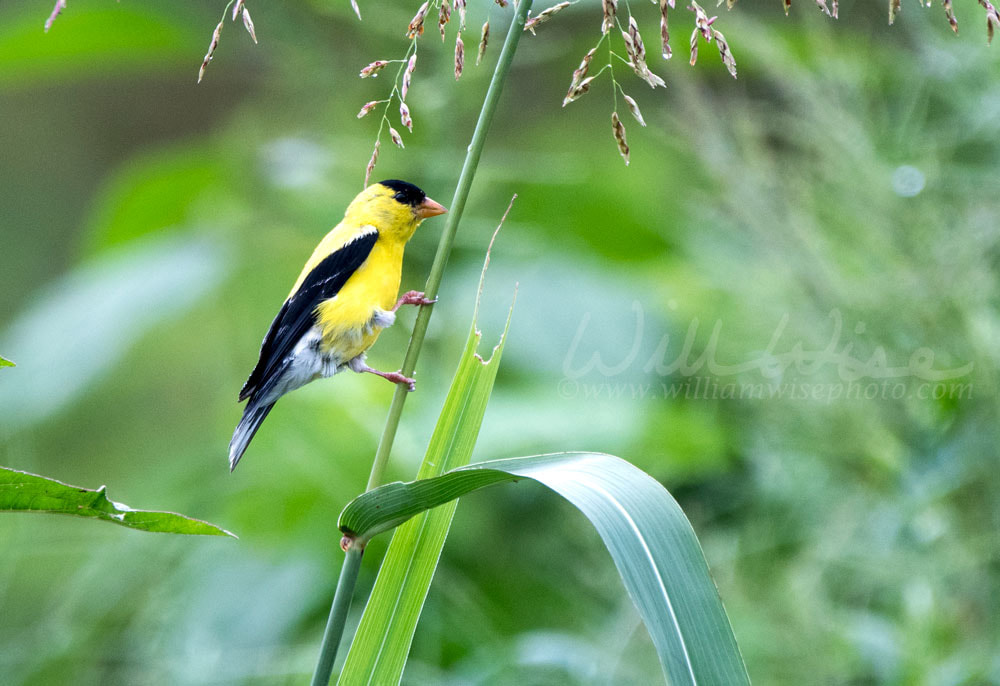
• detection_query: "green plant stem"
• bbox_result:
[310,4,532,684]
[366,0,532,492]
[310,545,363,686]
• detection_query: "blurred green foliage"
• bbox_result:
[1,0,998,684]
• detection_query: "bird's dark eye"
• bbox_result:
[393,191,407,202]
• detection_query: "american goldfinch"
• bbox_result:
[229,180,447,470]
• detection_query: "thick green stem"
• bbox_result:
[310,3,532,684]
[366,0,532,491]
[310,545,363,686]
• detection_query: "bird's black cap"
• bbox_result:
[379,179,426,207]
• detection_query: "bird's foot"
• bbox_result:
[392,290,437,312]
[352,360,416,391]
[380,370,417,392]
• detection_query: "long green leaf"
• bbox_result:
[336,242,516,685]
[0,466,235,537]
[340,453,749,686]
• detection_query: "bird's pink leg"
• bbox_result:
[348,356,416,391]
[392,290,437,312]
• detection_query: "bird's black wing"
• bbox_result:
[239,231,379,402]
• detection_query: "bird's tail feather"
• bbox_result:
[229,399,275,472]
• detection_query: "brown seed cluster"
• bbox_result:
[889,0,901,24]
[524,2,572,34]
[660,0,674,60]
[624,16,666,88]
[359,60,390,78]
[688,2,737,79]
[982,0,1000,43]
[943,0,958,33]
[455,33,465,79]
[562,48,596,106]
[478,21,490,65]
[401,54,417,99]
[407,2,429,39]
[602,0,618,35]
[611,112,630,166]
[439,0,451,39]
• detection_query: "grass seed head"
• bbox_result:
[439,0,451,40]
[357,100,379,118]
[359,59,389,78]
[389,126,405,148]
[400,101,413,131]
[350,0,362,20]
[628,16,647,62]
[623,94,647,126]
[562,75,595,106]
[689,26,699,65]
[611,111,630,165]
[455,0,467,28]
[455,32,465,79]
[602,0,618,34]
[889,0,901,24]
[660,0,673,59]
[364,140,380,187]
[783,0,791,14]
[524,2,571,34]
[982,0,1000,44]
[401,54,417,99]
[242,7,258,44]
[407,1,429,39]
[198,19,225,83]
[713,28,736,78]
[232,0,245,22]
[44,0,66,33]
[478,21,490,65]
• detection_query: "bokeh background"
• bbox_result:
[1,0,998,683]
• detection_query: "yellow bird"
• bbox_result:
[229,180,447,470]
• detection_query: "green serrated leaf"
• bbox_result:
[0,355,13,368]
[337,238,516,685]
[0,466,236,537]
[339,452,749,686]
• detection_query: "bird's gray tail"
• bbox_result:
[229,399,275,472]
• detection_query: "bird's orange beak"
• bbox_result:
[416,196,447,219]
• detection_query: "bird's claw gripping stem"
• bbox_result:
[381,370,417,392]
[392,290,437,312]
